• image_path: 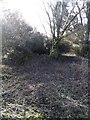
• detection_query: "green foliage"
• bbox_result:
[49,48,58,59]
[0,74,12,80]
[46,39,71,59]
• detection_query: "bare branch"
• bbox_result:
[76,2,83,26]
[43,2,53,35]
[39,15,48,36]
[60,5,85,37]
[62,27,83,39]
[62,3,76,31]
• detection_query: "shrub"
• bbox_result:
[8,45,33,65]
[74,43,90,58]
[80,43,90,58]
[57,41,71,54]
[24,33,50,55]
[73,45,81,56]
[45,39,71,57]
[2,10,33,57]
[24,40,46,54]
[46,40,71,59]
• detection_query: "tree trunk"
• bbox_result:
[86,1,90,43]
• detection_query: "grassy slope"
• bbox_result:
[1,55,89,119]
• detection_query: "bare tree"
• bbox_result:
[44,0,85,56]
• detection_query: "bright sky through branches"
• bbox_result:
[2,0,75,35]
[2,0,87,35]
[3,0,52,35]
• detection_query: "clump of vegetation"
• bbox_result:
[74,43,90,58]
[57,41,71,54]
[2,10,49,65]
[47,39,71,59]
[0,74,12,80]
[80,43,90,58]
[5,32,49,65]
[24,32,49,55]
[7,45,33,65]
[73,44,81,56]
[49,48,58,59]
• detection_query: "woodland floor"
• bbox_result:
[0,55,89,119]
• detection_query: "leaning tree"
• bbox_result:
[44,0,85,57]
